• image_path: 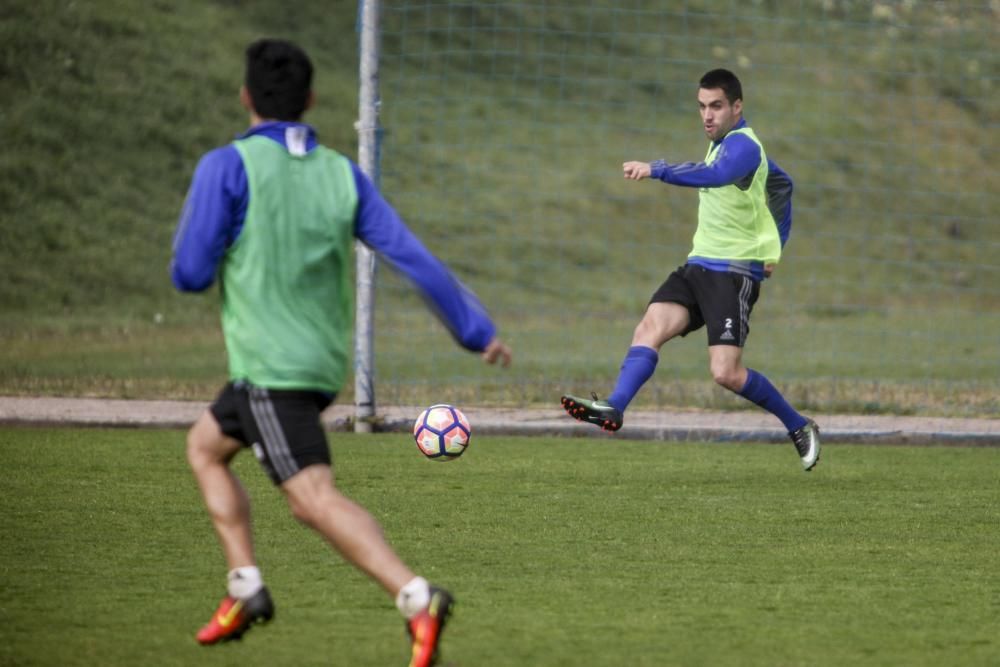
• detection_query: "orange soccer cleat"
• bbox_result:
[406,587,454,667]
[196,587,274,645]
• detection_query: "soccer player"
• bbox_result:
[171,39,511,667]
[561,68,820,471]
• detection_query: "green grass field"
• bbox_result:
[2,427,997,666]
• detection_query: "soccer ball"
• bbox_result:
[413,404,471,461]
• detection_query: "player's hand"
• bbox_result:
[623,161,651,180]
[764,263,775,278]
[481,338,512,367]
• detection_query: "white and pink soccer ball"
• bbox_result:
[412,404,471,461]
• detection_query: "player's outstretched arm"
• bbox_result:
[352,163,510,359]
[481,338,512,367]
[622,161,652,180]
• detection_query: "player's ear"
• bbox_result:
[304,90,315,113]
[732,98,743,117]
[239,85,254,113]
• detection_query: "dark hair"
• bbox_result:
[245,39,313,121]
[699,68,743,105]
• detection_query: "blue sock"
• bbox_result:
[737,368,808,432]
[606,346,659,412]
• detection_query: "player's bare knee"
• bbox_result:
[710,364,742,391]
[286,488,332,528]
[287,497,316,526]
[714,372,743,392]
[632,317,663,347]
[282,487,316,525]
[186,429,210,471]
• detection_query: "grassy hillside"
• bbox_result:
[0,0,360,319]
[1,1,997,415]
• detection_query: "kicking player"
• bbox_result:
[561,68,820,471]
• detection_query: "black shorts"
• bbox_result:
[210,381,335,485]
[649,264,760,347]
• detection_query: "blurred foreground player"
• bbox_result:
[171,38,511,666]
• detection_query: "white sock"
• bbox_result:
[395,576,430,619]
[227,566,263,599]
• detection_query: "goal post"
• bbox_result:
[354,0,381,433]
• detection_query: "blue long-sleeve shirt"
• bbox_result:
[171,122,496,352]
[649,118,793,249]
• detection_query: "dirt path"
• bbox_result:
[2,396,998,445]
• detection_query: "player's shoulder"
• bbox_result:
[193,144,244,178]
[723,128,759,146]
[718,129,762,162]
[200,143,241,165]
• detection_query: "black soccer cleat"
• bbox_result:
[561,393,624,432]
[789,419,821,471]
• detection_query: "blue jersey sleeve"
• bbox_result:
[170,145,248,292]
[649,132,761,188]
[352,164,496,352]
[766,159,794,247]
